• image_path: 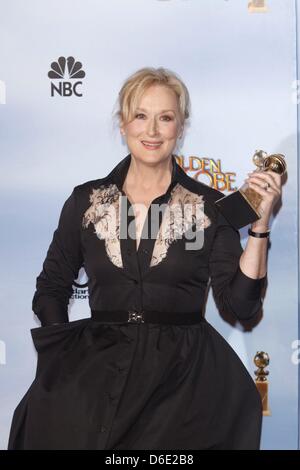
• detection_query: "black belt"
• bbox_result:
[91,309,205,325]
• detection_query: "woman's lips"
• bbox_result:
[141,141,163,150]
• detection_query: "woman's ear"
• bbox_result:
[119,117,124,134]
[120,121,126,136]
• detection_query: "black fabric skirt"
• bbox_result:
[8,317,262,450]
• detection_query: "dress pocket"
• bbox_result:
[31,318,89,351]
[30,318,90,378]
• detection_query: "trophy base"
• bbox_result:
[215,190,260,230]
[256,380,271,417]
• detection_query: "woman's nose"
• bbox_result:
[147,118,159,136]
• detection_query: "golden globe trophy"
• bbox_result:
[254,351,271,416]
[215,150,287,229]
[248,0,268,13]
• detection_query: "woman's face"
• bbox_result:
[120,84,183,164]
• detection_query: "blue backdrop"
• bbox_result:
[0,0,298,449]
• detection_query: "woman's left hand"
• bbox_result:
[245,170,283,230]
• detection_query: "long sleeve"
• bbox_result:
[32,188,84,326]
[208,211,266,321]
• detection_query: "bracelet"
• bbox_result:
[248,228,270,238]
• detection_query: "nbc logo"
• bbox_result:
[0,80,6,104]
[48,56,86,97]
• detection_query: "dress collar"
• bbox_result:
[111,153,185,201]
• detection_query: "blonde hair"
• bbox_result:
[113,67,191,127]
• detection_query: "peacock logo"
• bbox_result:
[48,56,86,97]
[48,56,85,79]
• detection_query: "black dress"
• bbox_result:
[8,153,265,450]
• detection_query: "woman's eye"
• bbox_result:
[135,114,173,121]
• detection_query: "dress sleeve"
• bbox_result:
[208,211,267,321]
[32,188,83,326]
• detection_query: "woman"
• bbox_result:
[8,67,282,450]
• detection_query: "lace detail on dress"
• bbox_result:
[82,183,211,270]
[150,183,211,267]
[82,184,123,268]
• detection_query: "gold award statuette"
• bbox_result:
[248,0,268,13]
[215,150,287,230]
[254,351,271,416]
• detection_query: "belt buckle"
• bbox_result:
[128,310,145,323]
